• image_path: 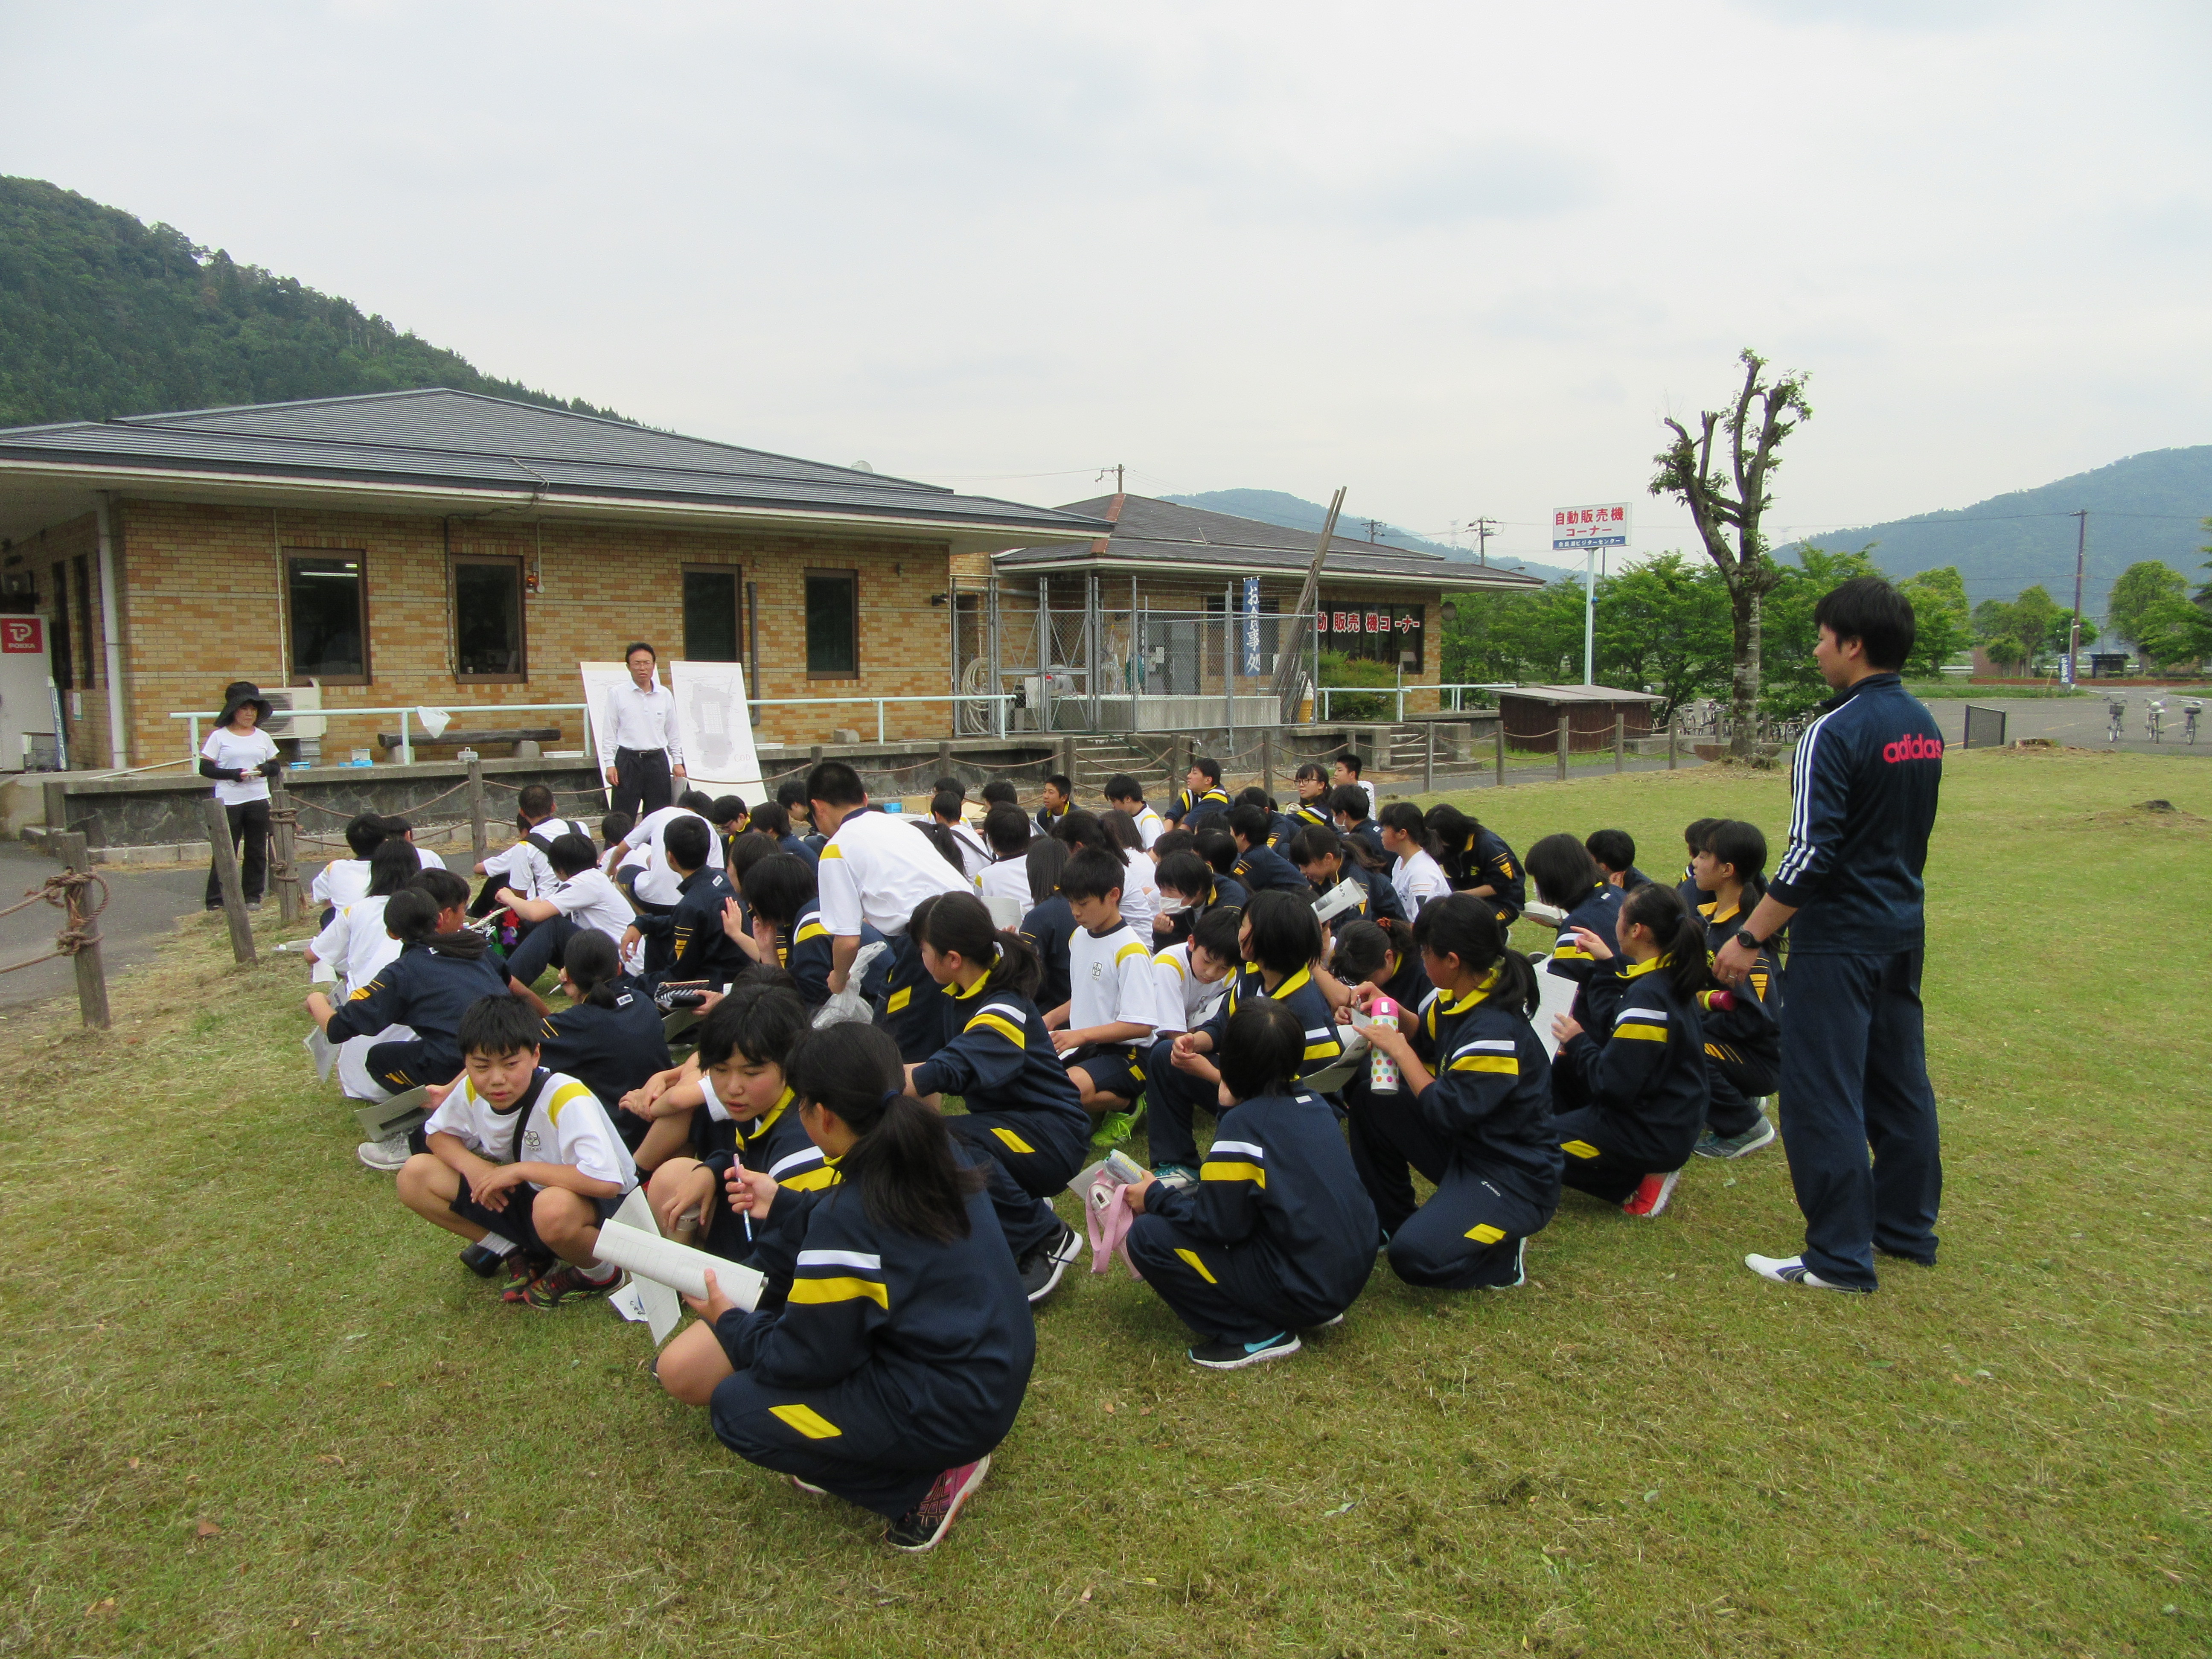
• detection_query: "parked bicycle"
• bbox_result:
[2146,700,2165,743]
[2185,699,2202,744]
[2107,698,2128,742]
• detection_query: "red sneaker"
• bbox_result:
[1621,1169,1681,1218]
[884,1455,991,1552]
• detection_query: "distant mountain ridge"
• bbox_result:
[0,175,625,428]
[1163,488,1575,583]
[1781,447,2212,622]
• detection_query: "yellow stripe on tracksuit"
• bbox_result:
[769,1403,844,1439]
[788,1275,890,1310]
[991,1126,1036,1155]
[886,987,911,1013]
[1449,1054,1519,1074]
[1174,1248,1218,1285]
[1200,1159,1266,1186]
[795,921,830,943]
[1615,1022,1668,1042]
[966,1011,1027,1048]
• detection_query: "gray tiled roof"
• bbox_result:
[995,494,1543,588]
[0,389,1106,535]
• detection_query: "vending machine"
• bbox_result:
[0,616,62,770]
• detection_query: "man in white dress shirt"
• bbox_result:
[600,642,685,819]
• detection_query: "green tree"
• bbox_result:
[1589,553,1733,713]
[1761,545,1882,716]
[2105,561,2189,649]
[2008,586,2062,672]
[1650,349,1812,757]
[1973,598,2029,672]
[1898,566,1971,677]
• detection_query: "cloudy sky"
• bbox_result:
[5,0,2206,568]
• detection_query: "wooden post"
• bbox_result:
[1261,730,1275,799]
[55,832,109,1030]
[1668,717,1678,771]
[466,757,489,865]
[1555,715,1570,783]
[1495,722,1505,789]
[270,782,303,926]
[201,798,257,964]
[1423,722,1435,793]
[936,740,952,780]
[1613,714,1625,774]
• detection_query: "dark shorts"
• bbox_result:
[448,1180,628,1256]
[1068,1045,1146,1105]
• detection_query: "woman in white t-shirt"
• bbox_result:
[1379,801,1449,920]
[200,684,282,909]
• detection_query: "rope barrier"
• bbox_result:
[0,867,108,974]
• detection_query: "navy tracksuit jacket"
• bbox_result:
[1144,966,1346,1172]
[1696,890,1781,1138]
[1449,829,1527,925]
[1233,841,1313,896]
[1551,956,1711,1203]
[632,866,749,987]
[1544,882,1625,985]
[324,934,508,1092]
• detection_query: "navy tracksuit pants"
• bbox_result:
[1141,1036,1219,1171]
[879,934,948,1063]
[943,1112,1083,1259]
[1347,1077,1550,1289]
[1707,1059,1773,1138]
[708,1365,989,1519]
[1778,949,1942,1290]
[1125,1215,1361,1343]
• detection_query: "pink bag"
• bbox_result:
[1085,1174,1144,1279]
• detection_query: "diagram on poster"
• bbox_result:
[578,660,641,805]
[669,660,765,804]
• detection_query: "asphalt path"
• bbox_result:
[1924,693,2208,755]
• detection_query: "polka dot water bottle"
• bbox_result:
[1369,996,1400,1094]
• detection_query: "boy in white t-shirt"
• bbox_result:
[394,993,638,1307]
[607,791,725,908]
[200,686,281,909]
[1150,903,1241,1039]
[498,831,635,1005]
[311,814,389,923]
[305,841,419,994]
[1048,847,1162,1145]
[974,803,1036,911]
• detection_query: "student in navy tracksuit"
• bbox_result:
[1547,883,1713,1219]
[1688,818,1782,1160]
[532,930,671,1143]
[1356,896,1561,1289]
[1290,826,1405,923]
[907,894,1088,1303]
[1145,890,1344,1184]
[1427,805,1526,926]
[1330,785,1387,863]
[1675,819,1722,913]
[1227,805,1310,895]
[627,815,748,988]
[1714,579,1944,1292]
[656,1023,1034,1554]
[307,885,509,1096]
[1122,999,1377,1368]
[1525,834,1624,987]
[1164,758,1231,829]
[1148,849,1247,952]
[740,853,840,1009]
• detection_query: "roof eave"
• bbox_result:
[988,549,1544,589]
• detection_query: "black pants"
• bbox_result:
[1141,1035,1218,1172]
[205,797,270,905]
[1777,949,1942,1289]
[505,915,585,990]
[1707,1051,1775,1138]
[611,747,673,819]
[1126,1214,1363,1343]
[943,1112,1083,1260]
[1344,1074,1552,1288]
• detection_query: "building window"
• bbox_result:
[1319,603,1424,673]
[452,556,527,681]
[73,553,96,686]
[286,553,370,683]
[684,567,741,663]
[49,562,73,691]
[805,570,858,677]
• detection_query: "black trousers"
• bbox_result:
[943,1112,1084,1260]
[505,915,585,990]
[1777,949,1942,1289]
[1141,1035,1218,1171]
[1707,1052,1775,1138]
[205,798,271,906]
[1126,1214,1365,1343]
[611,747,673,819]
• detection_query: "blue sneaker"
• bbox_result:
[1188,1331,1301,1370]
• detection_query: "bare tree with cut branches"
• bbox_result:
[1650,349,1811,758]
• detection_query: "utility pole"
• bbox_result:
[1363,517,1384,543]
[2066,509,2087,687]
[1470,516,1498,566]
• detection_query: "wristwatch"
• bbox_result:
[1733,927,1763,952]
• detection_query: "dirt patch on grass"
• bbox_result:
[2086,798,2210,831]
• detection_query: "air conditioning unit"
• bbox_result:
[263,684,327,764]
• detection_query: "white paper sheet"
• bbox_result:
[578,661,643,807]
[668,659,765,805]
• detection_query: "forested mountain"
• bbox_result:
[0,176,625,428]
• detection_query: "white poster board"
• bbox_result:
[669,660,765,805]
[579,660,643,806]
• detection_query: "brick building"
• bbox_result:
[0,390,1105,768]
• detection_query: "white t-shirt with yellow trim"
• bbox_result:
[1069,921,1161,1046]
[422,1068,637,1191]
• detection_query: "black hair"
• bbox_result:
[1103,772,1144,803]
[624,641,657,661]
[1152,827,1196,860]
[1023,835,1070,904]
[1226,803,1272,847]
[1701,819,1770,885]
[1683,816,1721,853]
[742,852,818,929]
[1410,894,1539,1016]
[983,801,1032,856]
[910,818,968,877]
[783,1024,984,1243]
[600,810,634,847]
[1043,772,1073,798]
[1328,783,1371,823]
[560,928,624,1008]
[457,992,543,1060]
[1620,883,1720,1001]
[1426,802,1478,851]
[1330,918,1393,985]
[930,776,966,800]
[1189,902,1244,965]
[1813,575,1916,671]
[380,815,413,838]
[914,891,1042,999]
[749,800,791,838]
[1585,828,1637,874]
[408,866,469,911]
[677,789,716,817]
[1525,832,1604,907]
[1155,849,1212,902]
[383,886,443,944]
[710,794,748,826]
[805,760,866,808]
[1379,801,1439,857]
[980,779,1019,807]
[1193,827,1237,875]
[367,839,419,897]
[726,832,781,887]
[1333,750,1363,778]
[663,815,713,870]
[548,831,600,879]
[518,783,556,819]
[777,779,810,812]
[1293,761,1327,787]
[344,813,389,859]
[1241,888,1322,976]
[696,980,809,1070]
[1217,1000,1304,1103]
[1059,846,1126,903]
[1055,808,1109,854]
[1099,809,1144,853]
[1291,821,1382,875]
[1189,756,1222,785]
[929,788,965,823]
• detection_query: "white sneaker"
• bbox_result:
[1744,1253,1865,1292]
[356,1134,410,1171]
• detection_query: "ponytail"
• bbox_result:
[915,891,1042,1000]
[1619,883,1719,1001]
[560,928,624,1008]
[1409,892,1539,1018]
[785,1025,982,1243]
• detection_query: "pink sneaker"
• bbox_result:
[1621,1169,1681,1218]
[884,1455,991,1552]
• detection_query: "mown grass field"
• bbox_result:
[2,748,2206,1658]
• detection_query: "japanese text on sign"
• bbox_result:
[1551,502,1631,553]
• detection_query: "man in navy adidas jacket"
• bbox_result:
[1713,578,1943,1294]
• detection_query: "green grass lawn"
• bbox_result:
[3,750,2207,1657]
